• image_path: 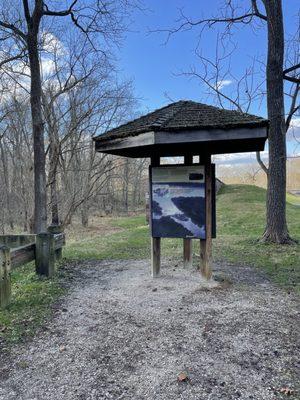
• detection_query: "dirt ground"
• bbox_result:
[0,260,299,400]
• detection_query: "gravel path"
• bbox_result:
[0,260,299,400]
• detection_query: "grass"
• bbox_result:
[1,184,299,343]
[287,192,300,206]
[64,184,300,293]
[0,262,65,344]
[214,185,300,291]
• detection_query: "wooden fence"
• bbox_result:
[0,226,65,309]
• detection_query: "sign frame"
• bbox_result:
[149,164,216,240]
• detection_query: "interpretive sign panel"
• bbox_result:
[150,166,206,239]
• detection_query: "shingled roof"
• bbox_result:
[94,100,268,142]
[94,100,268,158]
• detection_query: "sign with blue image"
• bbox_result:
[150,166,206,239]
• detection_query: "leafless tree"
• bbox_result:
[159,0,300,243]
[0,0,135,232]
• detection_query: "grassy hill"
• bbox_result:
[214,185,299,290]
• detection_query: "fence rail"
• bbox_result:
[0,226,65,310]
[11,243,36,269]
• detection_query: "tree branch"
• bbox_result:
[283,75,300,84]
[286,83,300,131]
[43,1,79,17]
[283,63,300,75]
[251,0,267,21]
[22,0,31,24]
[0,50,26,68]
[155,2,267,42]
[0,21,26,39]
[256,151,268,174]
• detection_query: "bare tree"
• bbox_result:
[0,0,134,232]
[159,0,300,243]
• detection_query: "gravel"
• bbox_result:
[0,260,299,400]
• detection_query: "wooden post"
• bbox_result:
[47,225,63,261]
[36,232,55,277]
[151,237,161,278]
[183,154,193,268]
[183,239,193,268]
[150,155,161,277]
[200,155,213,279]
[0,246,11,309]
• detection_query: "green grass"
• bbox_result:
[65,184,300,293]
[64,215,184,261]
[1,184,299,344]
[0,263,65,344]
[214,185,300,291]
[287,192,300,206]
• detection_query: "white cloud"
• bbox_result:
[41,32,66,56]
[214,79,232,90]
[287,117,300,141]
[41,58,56,76]
[289,118,300,128]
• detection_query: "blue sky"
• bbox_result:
[117,0,299,161]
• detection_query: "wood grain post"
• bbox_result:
[183,239,193,268]
[0,246,11,309]
[183,154,193,268]
[36,232,55,277]
[200,155,213,280]
[151,237,161,278]
[150,155,161,277]
[47,225,63,261]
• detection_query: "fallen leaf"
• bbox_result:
[178,372,189,382]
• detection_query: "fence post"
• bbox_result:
[47,225,63,261]
[36,233,55,277]
[0,246,11,309]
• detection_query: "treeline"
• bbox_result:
[0,71,149,232]
[0,83,148,233]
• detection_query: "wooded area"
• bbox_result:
[0,1,148,234]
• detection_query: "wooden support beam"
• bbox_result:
[200,155,213,279]
[0,246,11,309]
[150,155,161,277]
[183,154,193,268]
[151,237,161,278]
[35,233,55,277]
[151,155,160,166]
[184,154,193,164]
[183,239,193,268]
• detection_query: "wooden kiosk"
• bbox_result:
[94,101,268,279]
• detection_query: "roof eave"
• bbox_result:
[94,125,268,158]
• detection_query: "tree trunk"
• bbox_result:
[47,114,60,226]
[49,149,59,225]
[262,0,292,243]
[81,207,89,227]
[0,142,14,230]
[122,159,129,213]
[27,32,47,233]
